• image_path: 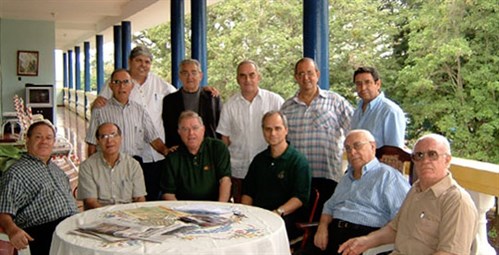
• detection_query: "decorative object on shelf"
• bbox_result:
[17,50,39,76]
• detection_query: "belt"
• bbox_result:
[333,219,377,231]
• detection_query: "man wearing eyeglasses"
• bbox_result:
[160,111,231,202]
[350,67,406,149]
[309,129,409,254]
[339,134,478,255]
[162,59,222,148]
[78,122,146,210]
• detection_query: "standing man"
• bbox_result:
[312,129,410,254]
[93,45,176,201]
[281,57,354,220]
[86,69,171,200]
[339,134,478,255]
[0,120,79,255]
[351,67,406,148]
[160,111,231,202]
[78,122,147,210]
[162,59,222,148]
[217,60,284,202]
[242,111,311,240]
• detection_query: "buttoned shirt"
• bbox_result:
[100,72,177,162]
[77,152,147,206]
[281,87,353,182]
[351,92,406,148]
[216,88,284,178]
[390,173,478,255]
[322,158,410,228]
[86,97,160,157]
[0,154,79,228]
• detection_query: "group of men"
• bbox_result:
[0,45,479,255]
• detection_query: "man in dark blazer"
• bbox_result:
[162,59,222,147]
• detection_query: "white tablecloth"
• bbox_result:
[50,201,290,255]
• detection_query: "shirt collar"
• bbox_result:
[292,86,325,104]
[346,157,380,179]
[358,91,385,110]
[415,172,453,197]
[109,96,130,107]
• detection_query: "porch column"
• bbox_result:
[114,25,122,69]
[96,35,104,93]
[121,21,132,69]
[191,0,207,86]
[171,0,185,89]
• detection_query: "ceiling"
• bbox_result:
[0,0,222,50]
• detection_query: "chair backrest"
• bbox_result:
[376,145,416,184]
[306,188,320,223]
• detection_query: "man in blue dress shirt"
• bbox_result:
[350,67,406,148]
[312,129,410,254]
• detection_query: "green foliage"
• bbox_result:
[135,0,498,163]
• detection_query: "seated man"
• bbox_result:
[160,111,231,202]
[242,110,311,240]
[77,122,146,210]
[339,134,478,255]
[311,129,410,254]
[0,120,79,255]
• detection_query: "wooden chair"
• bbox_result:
[292,188,320,250]
[376,145,416,184]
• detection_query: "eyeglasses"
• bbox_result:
[296,71,316,78]
[411,150,448,162]
[98,132,120,140]
[180,71,199,77]
[111,79,132,85]
[344,141,371,153]
[179,125,202,133]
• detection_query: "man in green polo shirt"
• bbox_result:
[160,110,231,202]
[242,110,311,240]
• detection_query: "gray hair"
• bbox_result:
[261,111,288,129]
[180,59,202,72]
[129,45,153,61]
[294,57,319,75]
[27,119,56,137]
[237,60,260,75]
[414,133,452,155]
[178,110,204,126]
[95,122,122,139]
[346,129,376,142]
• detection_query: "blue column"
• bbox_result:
[303,0,329,90]
[74,46,81,91]
[121,21,132,69]
[84,41,91,110]
[96,35,105,93]
[171,0,185,89]
[63,52,68,102]
[191,0,207,87]
[84,42,91,93]
[114,25,122,69]
[63,52,68,89]
[68,50,73,102]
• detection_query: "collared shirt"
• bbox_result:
[242,143,311,210]
[351,92,406,148]
[216,88,284,178]
[322,158,410,228]
[86,97,160,157]
[77,152,147,206]
[390,173,478,255]
[281,87,353,182]
[100,72,177,162]
[0,154,79,228]
[160,138,231,201]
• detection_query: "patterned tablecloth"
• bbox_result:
[50,201,290,255]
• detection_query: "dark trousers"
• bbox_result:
[134,156,165,201]
[297,219,379,255]
[231,177,243,203]
[25,217,67,255]
[311,178,338,222]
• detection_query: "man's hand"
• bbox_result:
[314,224,329,251]
[338,236,370,255]
[202,86,219,97]
[92,96,108,109]
[8,227,33,250]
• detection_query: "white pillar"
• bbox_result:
[467,190,496,255]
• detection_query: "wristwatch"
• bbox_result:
[276,208,285,216]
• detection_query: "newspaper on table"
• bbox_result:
[75,205,238,243]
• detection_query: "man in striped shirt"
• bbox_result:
[86,69,171,179]
[281,57,354,221]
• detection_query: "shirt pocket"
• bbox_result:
[413,214,439,248]
[312,111,336,130]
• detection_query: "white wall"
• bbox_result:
[0,19,55,115]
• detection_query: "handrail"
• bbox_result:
[449,157,499,197]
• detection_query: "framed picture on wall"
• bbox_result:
[17,50,39,76]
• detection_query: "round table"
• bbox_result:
[50,201,290,255]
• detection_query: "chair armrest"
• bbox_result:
[363,243,394,255]
[296,222,319,229]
